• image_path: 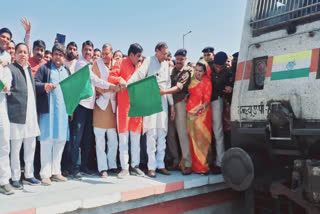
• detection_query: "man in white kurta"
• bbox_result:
[0,64,13,195]
[127,42,175,177]
[6,44,41,189]
[69,41,116,180]
[92,44,118,178]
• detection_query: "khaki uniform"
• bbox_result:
[166,66,192,168]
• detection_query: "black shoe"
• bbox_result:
[0,184,14,195]
[23,177,41,186]
[212,166,221,175]
[11,180,23,190]
[80,168,95,176]
[72,172,82,180]
[131,167,145,177]
[62,170,71,177]
[108,168,120,175]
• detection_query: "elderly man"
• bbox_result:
[160,49,192,175]
[210,51,233,173]
[6,43,41,189]
[109,43,145,178]
[0,28,12,66]
[69,40,117,180]
[92,44,118,178]
[64,42,78,74]
[124,42,175,177]
[35,43,70,185]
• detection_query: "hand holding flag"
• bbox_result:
[0,79,5,92]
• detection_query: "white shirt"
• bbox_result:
[64,59,77,74]
[74,56,111,110]
[9,65,40,140]
[0,51,11,64]
[128,55,173,133]
[95,58,116,112]
[0,65,11,130]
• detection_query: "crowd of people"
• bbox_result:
[0,18,239,195]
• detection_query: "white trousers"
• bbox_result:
[0,118,10,185]
[146,128,167,170]
[10,137,36,181]
[211,98,225,167]
[119,131,140,170]
[94,127,118,172]
[40,140,66,179]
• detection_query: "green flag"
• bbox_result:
[127,75,163,117]
[0,79,4,92]
[59,64,93,115]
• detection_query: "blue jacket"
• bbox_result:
[35,61,71,114]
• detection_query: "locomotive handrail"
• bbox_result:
[250,0,320,30]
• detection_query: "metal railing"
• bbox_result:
[250,0,320,30]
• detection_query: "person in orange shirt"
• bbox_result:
[21,17,46,77]
[109,43,144,178]
[28,40,46,77]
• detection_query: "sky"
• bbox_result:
[1,0,247,63]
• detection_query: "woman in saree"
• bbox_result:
[187,60,212,174]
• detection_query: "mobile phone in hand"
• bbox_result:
[56,33,66,45]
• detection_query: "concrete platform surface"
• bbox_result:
[0,171,225,214]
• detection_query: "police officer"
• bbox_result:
[202,46,215,64]
[160,49,192,175]
[210,51,233,173]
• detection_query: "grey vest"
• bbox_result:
[6,62,36,124]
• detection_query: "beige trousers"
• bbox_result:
[166,100,192,168]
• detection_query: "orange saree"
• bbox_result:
[186,74,212,173]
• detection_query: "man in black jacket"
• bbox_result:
[35,43,71,186]
[210,52,233,173]
[6,43,41,189]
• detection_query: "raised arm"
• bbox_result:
[21,17,32,55]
